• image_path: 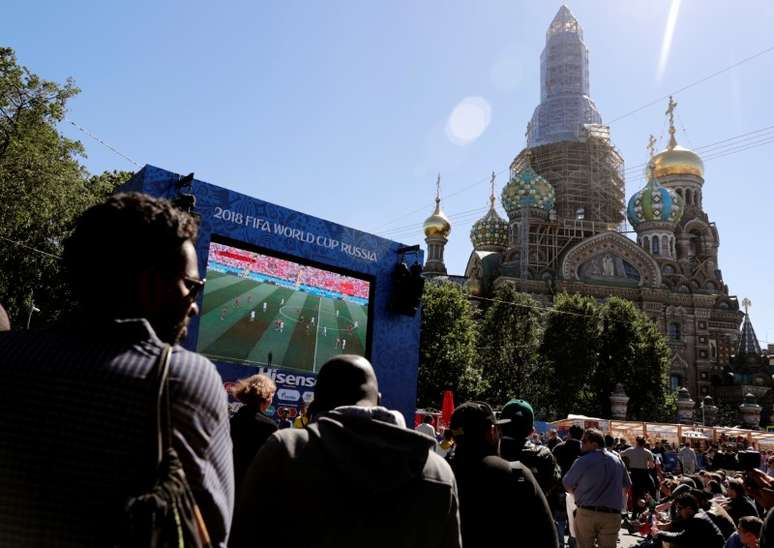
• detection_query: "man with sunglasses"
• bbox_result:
[0,193,233,546]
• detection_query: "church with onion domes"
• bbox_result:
[421,5,769,415]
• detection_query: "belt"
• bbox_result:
[578,505,620,514]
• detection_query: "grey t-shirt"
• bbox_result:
[620,446,654,470]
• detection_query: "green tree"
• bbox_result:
[541,292,600,418]
[0,47,132,327]
[595,297,675,421]
[416,281,484,409]
[478,284,546,410]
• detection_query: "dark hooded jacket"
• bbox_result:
[229,406,461,548]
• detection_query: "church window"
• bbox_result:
[668,322,681,340]
[688,231,702,258]
[710,339,718,360]
[670,237,675,257]
[652,237,660,256]
[662,235,669,257]
[643,237,650,253]
[686,189,693,205]
[670,375,681,392]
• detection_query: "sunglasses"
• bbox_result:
[182,276,206,300]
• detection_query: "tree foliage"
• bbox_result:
[595,297,675,421]
[0,47,132,327]
[416,281,484,409]
[541,292,600,418]
[478,285,547,410]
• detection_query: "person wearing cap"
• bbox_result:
[448,401,558,548]
[562,428,631,548]
[231,355,462,548]
[499,399,563,542]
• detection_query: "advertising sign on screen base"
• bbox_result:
[120,165,423,423]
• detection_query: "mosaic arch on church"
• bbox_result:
[560,232,662,288]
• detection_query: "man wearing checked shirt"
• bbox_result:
[563,428,631,548]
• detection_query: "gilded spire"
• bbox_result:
[650,96,705,179]
[666,96,678,149]
[647,134,657,159]
[489,171,496,209]
[645,134,657,180]
[423,173,451,238]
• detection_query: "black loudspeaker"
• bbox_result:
[390,259,424,316]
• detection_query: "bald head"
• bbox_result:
[313,355,379,415]
[0,304,10,332]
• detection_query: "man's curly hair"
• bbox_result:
[63,192,199,304]
[231,374,277,407]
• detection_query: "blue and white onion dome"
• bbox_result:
[501,166,556,219]
[470,202,509,250]
[627,170,684,228]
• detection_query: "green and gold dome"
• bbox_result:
[501,164,555,219]
[627,165,684,228]
[470,174,509,250]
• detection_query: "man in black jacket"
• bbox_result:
[500,399,561,499]
[499,399,563,543]
[449,401,559,548]
[553,424,584,545]
[653,493,725,547]
[231,355,461,548]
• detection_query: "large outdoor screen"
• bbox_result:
[196,237,372,373]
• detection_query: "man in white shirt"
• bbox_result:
[415,415,438,450]
[679,442,698,474]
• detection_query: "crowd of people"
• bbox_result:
[210,243,369,299]
[416,413,774,548]
[5,192,774,547]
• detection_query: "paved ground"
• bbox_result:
[619,530,646,547]
[562,528,647,547]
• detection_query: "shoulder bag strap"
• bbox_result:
[152,344,173,467]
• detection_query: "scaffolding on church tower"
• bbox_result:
[507,126,627,277]
[512,126,625,226]
[502,6,628,279]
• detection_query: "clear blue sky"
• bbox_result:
[4,0,773,347]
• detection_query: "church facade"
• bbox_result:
[422,6,749,409]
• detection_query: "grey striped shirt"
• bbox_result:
[0,318,234,547]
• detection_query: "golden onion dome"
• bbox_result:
[651,144,704,179]
[423,198,451,238]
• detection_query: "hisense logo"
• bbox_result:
[257,366,317,388]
